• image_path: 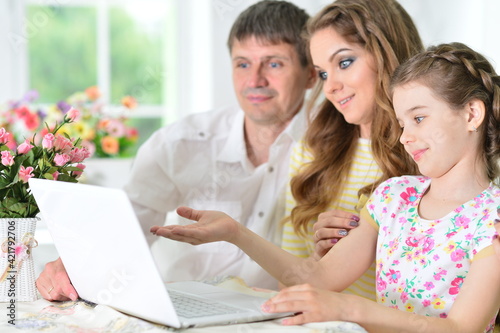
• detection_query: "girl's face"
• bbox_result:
[309,28,378,139]
[393,82,476,179]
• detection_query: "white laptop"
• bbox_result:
[28,178,292,328]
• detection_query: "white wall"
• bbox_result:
[183,0,500,115]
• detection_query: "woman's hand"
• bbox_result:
[262,284,345,325]
[313,210,360,259]
[151,206,241,245]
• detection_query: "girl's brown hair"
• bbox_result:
[390,42,500,182]
[289,0,423,236]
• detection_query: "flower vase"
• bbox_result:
[0,217,39,302]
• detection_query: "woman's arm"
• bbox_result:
[151,206,377,290]
[263,252,500,332]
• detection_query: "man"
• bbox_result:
[36,0,316,301]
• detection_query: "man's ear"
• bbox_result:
[305,65,318,89]
[466,99,486,132]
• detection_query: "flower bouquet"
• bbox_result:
[0,109,90,302]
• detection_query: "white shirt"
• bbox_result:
[123,106,305,289]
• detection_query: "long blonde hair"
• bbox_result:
[289,0,423,236]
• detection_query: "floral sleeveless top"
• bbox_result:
[363,176,499,332]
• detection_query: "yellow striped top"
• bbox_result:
[281,138,382,300]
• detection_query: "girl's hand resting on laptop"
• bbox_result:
[36,257,79,301]
[151,206,241,245]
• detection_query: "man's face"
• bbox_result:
[231,36,315,126]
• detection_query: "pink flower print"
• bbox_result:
[398,216,407,224]
[405,236,420,247]
[424,281,435,290]
[446,231,457,239]
[400,291,409,303]
[18,166,34,183]
[456,263,463,269]
[376,278,387,292]
[433,254,440,261]
[422,299,431,307]
[439,313,448,318]
[1,151,14,166]
[454,216,470,228]
[42,133,55,149]
[386,269,401,283]
[433,269,447,281]
[450,248,466,262]
[465,233,473,241]
[425,228,435,235]
[54,153,70,166]
[422,237,435,253]
[448,277,464,295]
[400,187,418,205]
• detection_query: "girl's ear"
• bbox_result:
[466,99,486,132]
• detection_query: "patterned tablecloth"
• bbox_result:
[0,277,368,333]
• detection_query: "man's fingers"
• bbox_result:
[176,206,202,221]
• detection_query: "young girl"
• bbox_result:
[152,43,500,332]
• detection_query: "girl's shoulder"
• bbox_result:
[378,175,430,191]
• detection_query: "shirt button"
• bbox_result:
[198,132,205,137]
[258,212,264,218]
[268,166,274,173]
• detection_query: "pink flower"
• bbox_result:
[42,133,55,149]
[53,135,73,153]
[1,151,14,166]
[424,281,435,290]
[66,107,80,122]
[450,248,466,262]
[18,166,34,183]
[455,216,470,228]
[405,236,420,247]
[0,128,10,144]
[69,147,90,163]
[52,171,60,180]
[17,140,34,154]
[400,187,419,205]
[422,299,431,307]
[376,278,387,292]
[386,269,401,283]
[448,277,463,295]
[73,163,86,179]
[54,153,70,166]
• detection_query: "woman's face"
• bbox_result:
[309,28,378,138]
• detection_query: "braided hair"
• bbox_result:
[390,42,500,182]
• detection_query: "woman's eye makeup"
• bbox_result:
[339,57,354,69]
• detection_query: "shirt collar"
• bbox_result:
[217,106,306,164]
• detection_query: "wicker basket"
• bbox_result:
[0,217,39,302]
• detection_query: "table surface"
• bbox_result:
[0,277,368,333]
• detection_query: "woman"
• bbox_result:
[281,0,422,299]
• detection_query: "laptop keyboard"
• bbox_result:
[168,290,246,318]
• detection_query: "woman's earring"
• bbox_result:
[472,125,478,132]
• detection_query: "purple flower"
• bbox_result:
[57,100,72,113]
